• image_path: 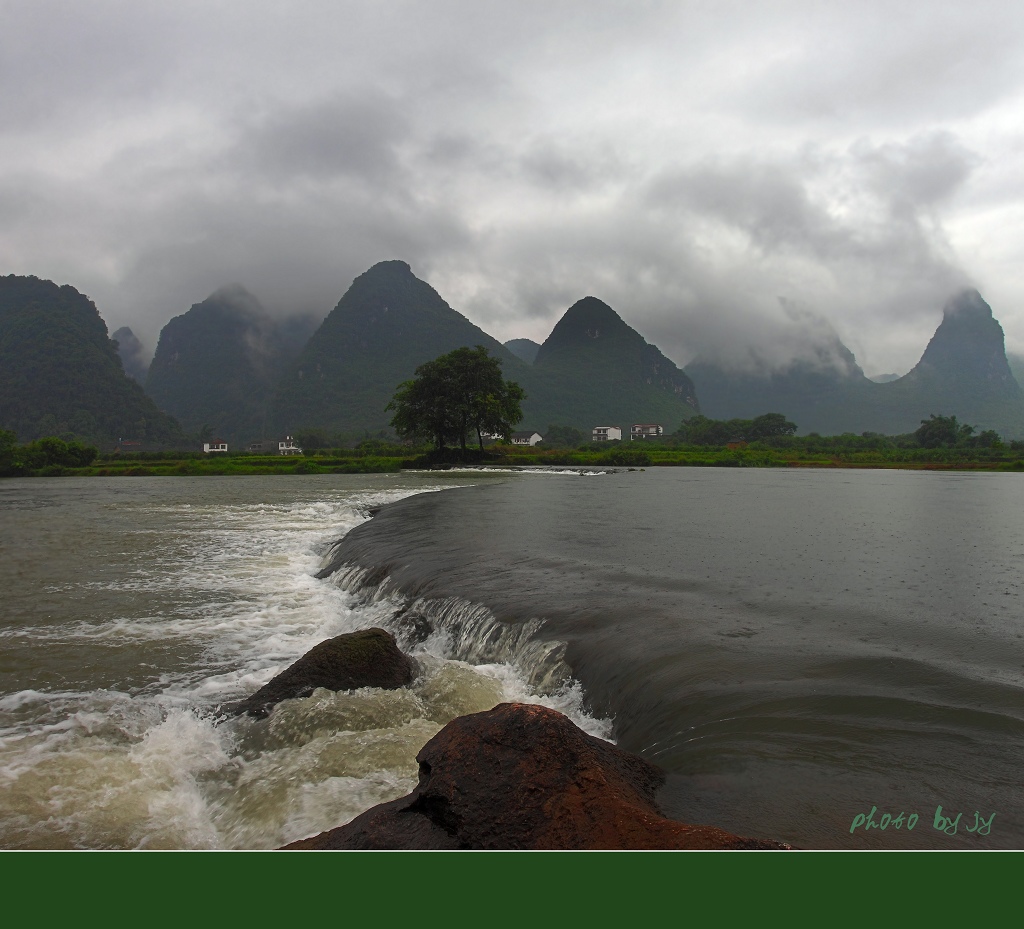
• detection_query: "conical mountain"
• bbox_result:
[504,338,541,365]
[146,285,314,444]
[271,261,523,436]
[522,296,699,430]
[898,289,1019,396]
[880,289,1024,436]
[0,275,184,447]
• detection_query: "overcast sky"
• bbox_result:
[4,0,1024,375]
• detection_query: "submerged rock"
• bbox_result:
[227,627,416,719]
[283,702,788,850]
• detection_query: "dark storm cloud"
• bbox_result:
[3,1,1024,374]
[644,134,974,268]
[442,131,977,373]
[235,93,411,184]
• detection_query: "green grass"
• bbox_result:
[68,454,407,477]
[12,442,1024,477]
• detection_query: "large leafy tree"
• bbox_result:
[747,412,797,440]
[915,414,975,448]
[387,346,525,451]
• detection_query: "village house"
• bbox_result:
[630,424,663,440]
[203,439,228,453]
[278,436,303,455]
[511,431,543,446]
[592,426,622,442]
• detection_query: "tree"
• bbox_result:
[747,413,797,440]
[915,414,975,448]
[386,346,525,452]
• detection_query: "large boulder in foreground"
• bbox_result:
[229,627,415,719]
[284,702,788,850]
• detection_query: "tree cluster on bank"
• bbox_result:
[0,430,99,476]
[656,412,1007,451]
[674,413,797,445]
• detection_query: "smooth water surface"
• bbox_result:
[323,467,1024,849]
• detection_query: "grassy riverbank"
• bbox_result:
[14,442,1023,476]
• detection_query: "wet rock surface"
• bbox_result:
[284,702,789,850]
[226,627,416,719]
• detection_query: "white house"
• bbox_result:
[203,439,228,453]
[592,426,622,442]
[630,424,664,440]
[511,431,543,446]
[278,436,303,455]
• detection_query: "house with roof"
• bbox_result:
[203,439,228,453]
[630,424,663,440]
[278,436,303,455]
[511,431,543,446]
[592,426,622,442]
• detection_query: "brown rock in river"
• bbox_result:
[228,627,415,719]
[284,702,788,850]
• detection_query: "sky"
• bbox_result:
[4,0,1024,377]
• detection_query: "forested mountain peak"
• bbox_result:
[271,261,518,437]
[0,274,183,446]
[534,296,633,361]
[523,294,699,428]
[902,289,1019,395]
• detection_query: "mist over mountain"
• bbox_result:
[0,275,184,447]
[687,323,875,433]
[687,289,1024,438]
[146,285,316,443]
[111,326,150,383]
[504,338,540,365]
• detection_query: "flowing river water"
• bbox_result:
[1,467,1022,849]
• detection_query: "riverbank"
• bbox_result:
[7,443,1024,476]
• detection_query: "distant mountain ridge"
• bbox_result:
[687,289,1024,438]
[272,263,700,436]
[8,265,1022,448]
[0,275,184,447]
